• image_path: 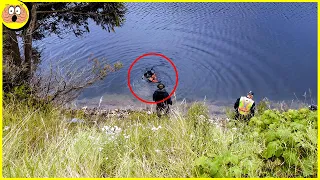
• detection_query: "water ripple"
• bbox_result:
[39,3,317,103]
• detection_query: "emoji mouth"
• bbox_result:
[12,15,17,22]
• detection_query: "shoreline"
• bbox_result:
[66,94,314,123]
[69,94,233,119]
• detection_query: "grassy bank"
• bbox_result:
[2,96,318,178]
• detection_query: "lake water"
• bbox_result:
[36,3,317,107]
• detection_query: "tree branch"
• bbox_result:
[37,3,58,7]
[37,10,118,18]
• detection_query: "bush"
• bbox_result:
[193,108,317,178]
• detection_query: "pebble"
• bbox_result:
[69,118,85,123]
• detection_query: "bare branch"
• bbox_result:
[31,56,122,105]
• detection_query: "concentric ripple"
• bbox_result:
[36,2,317,104]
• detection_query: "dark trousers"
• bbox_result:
[156,103,170,118]
[234,111,253,121]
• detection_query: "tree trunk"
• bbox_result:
[3,26,21,66]
[23,3,37,79]
[24,31,32,79]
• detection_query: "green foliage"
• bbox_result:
[186,103,212,155]
[187,102,209,121]
[225,107,236,119]
[3,94,317,178]
[3,2,128,101]
[256,99,270,115]
[4,85,53,112]
[194,108,317,178]
[263,140,284,158]
[4,84,32,100]
[31,2,127,40]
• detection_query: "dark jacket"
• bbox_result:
[234,97,255,116]
[153,89,172,106]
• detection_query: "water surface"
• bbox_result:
[36,3,317,106]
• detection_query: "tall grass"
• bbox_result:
[2,95,317,177]
[3,98,201,177]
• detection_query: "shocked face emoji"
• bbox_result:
[2,1,29,29]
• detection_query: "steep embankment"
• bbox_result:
[2,97,317,178]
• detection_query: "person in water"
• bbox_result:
[234,91,256,121]
[143,69,159,83]
[309,104,317,111]
[153,83,172,118]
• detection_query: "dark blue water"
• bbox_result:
[36,3,317,105]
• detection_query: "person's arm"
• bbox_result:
[151,74,158,82]
[148,75,158,82]
[164,91,172,105]
[234,98,240,109]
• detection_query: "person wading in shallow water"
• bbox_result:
[153,83,172,118]
[234,91,256,121]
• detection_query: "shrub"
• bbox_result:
[193,108,317,178]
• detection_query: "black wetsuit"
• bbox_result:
[153,88,172,117]
[144,71,153,78]
[234,97,255,120]
[144,70,154,82]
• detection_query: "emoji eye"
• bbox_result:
[15,6,21,15]
[8,6,14,14]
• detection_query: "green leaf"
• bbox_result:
[264,117,272,125]
[209,161,220,177]
[250,117,258,122]
[195,156,208,166]
[269,123,277,130]
[230,166,242,178]
[274,146,284,158]
[292,131,304,145]
[214,166,227,178]
[226,154,239,165]
[265,132,277,143]
[256,120,265,129]
[290,122,305,131]
[301,157,316,177]
[276,128,292,143]
[306,129,317,146]
[263,140,282,159]
[248,117,258,126]
[283,150,298,166]
[264,110,272,115]
[239,159,252,175]
[298,108,309,115]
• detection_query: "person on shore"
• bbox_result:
[234,91,255,121]
[153,83,172,118]
[143,68,159,83]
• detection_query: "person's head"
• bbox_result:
[309,104,317,111]
[157,83,165,90]
[247,91,254,99]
